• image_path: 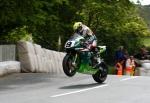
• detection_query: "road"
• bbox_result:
[0,73,150,103]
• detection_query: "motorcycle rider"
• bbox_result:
[73,22,100,67]
[73,22,97,50]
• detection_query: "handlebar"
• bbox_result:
[75,48,90,51]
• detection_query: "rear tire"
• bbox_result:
[62,54,76,77]
[92,62,108,83]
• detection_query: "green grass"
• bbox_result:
[108,66,116,74]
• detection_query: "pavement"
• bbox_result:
[0,73,150,103]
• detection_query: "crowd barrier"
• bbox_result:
[0,61,20,76]
[0,45,16,62]
[138,60,150,76]
[17,41,65,74]
[1,41,149,77]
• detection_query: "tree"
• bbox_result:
[0,0,149,63]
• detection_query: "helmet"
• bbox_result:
[73,22,82,30]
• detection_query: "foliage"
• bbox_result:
[142,37,150,47]
[0,0,150,63]
[4,26,33,42]
[139,5,150,29]
[77,0,150,63]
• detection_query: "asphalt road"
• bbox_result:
[0,73,150,103]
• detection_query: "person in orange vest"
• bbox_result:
[115,59,124,76]
[115,46,129,75]
[125,56,136,76]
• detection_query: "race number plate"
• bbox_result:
[65,41,75,48]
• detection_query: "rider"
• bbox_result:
[73,22,100,67]
[73,22,97,50]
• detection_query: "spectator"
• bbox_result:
[140,46,149,59]
[115,46,128,62]
[115,59,124,76]
[134,46,149,60]
[125,56,136,76]
[115,46,129,74]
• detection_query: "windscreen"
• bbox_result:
[69,33,82,41]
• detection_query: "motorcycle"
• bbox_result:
[62,33,108,83]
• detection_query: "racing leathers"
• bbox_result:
[76,24,97,50]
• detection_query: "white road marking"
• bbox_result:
[51,84,108,98]
[120,76,138,81]
[51,76,138,98]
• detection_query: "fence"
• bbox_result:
[0,45,16,62]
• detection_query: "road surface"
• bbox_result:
[0,73,150,103]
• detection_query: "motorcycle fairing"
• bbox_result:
[77,51,98,74]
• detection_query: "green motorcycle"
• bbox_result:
[63,33,108,83]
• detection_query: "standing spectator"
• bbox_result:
[134,46,149,60]
[125,56,136,76]
[115,59,124,76]
[115,46,128,74]
[115,46,124,62]
[140,46,149,60]
[115,46,128,62]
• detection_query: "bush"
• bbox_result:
[4,26,33,43]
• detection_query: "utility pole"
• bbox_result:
[58,35,61,51]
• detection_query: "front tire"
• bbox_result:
[62,54,77,77]
[92,62,108,83]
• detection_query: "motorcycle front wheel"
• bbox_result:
[62,54,77,77]
[92,63,108,83]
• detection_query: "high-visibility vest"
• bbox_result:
[115,62,123,76]
[125,58,135,75]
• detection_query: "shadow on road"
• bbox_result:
[60,83,106,89]
[0,73,64,91]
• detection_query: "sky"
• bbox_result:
[130,0,150,5]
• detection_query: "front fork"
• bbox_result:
[93,52,103,68]
[72,53,78,67]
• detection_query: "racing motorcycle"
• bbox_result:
[62,33,108,83]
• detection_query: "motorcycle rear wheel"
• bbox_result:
[62,54,77,77]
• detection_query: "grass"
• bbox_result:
[108,65,116,74]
